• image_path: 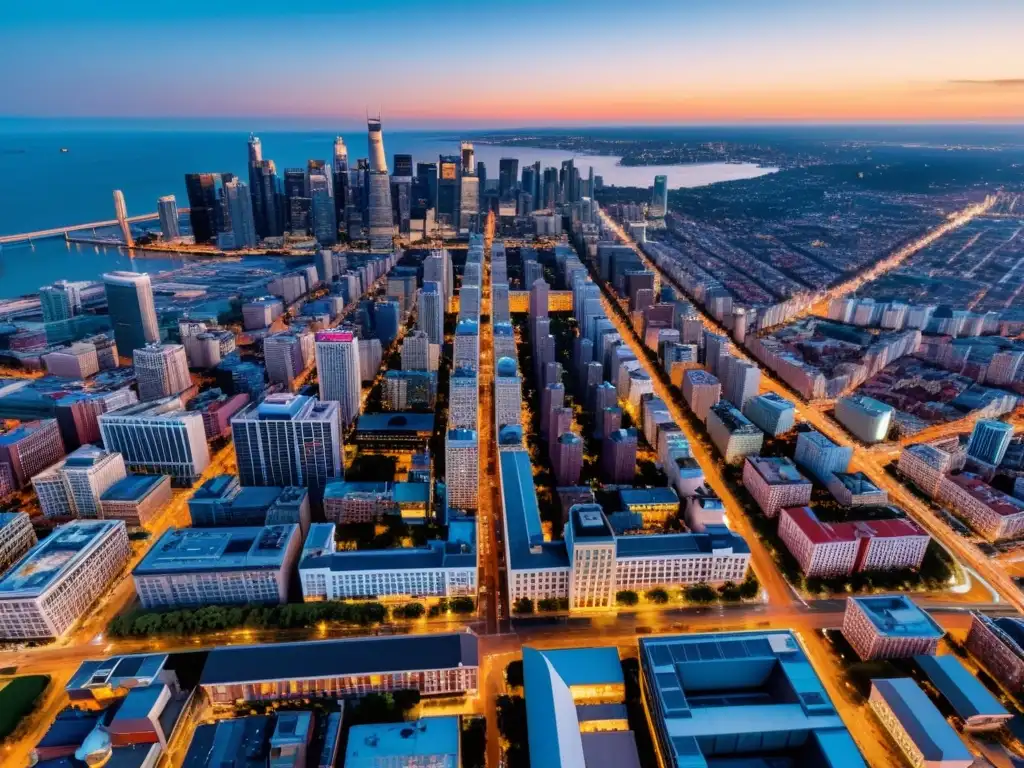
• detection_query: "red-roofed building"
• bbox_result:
[778,506,930,578]
[936,473,1024,542]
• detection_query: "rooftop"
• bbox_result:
[839,394,895,416]
[914,653,1009,722]
[346,718,459,768]
[849,595,944,639]
[782,506,926,546]
[946,473,1024,518]
[747,456,810,485]
[199,632,479,686]
[101,474,168,502]
[356,412,435,433]
[0,520,123,596]
[709,401,760,434]
[618,487,680,508]
[67,653,169,693]
[684,369,719,386]
[749,392,795,411]
[639,631,865,768]
[615,526,750,558]
[134,525,299,575]
[500,449,569,571]
[831,471,883,496]
[871,678,972,764]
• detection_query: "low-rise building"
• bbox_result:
[323,481,396,523]
[741,456,811,518]
[842,595,943,661]
[198,632,479,707]
[0,511,37,574]
[827,472,888,507]
[0,419,66,488]
[868,678,973,768]
[32,444,127,520]
[0,520,130,640]
[133,525,302,609]
[778,506,929,578]
[299,520,476,600]
[915,653,1011,732]
[639,631,867,768]
[706,401,763,464]
[99,473,173,528]
[346,717,460,768]
[936,472,1024,542]
[617,487,679,525]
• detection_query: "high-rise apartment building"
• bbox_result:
[99,397,210,484]
[39,280,83,323]
[0,512,37,574]
[682,369,721,423]
[494,357,522,430]
[723,359,761,410]
[835,395,895,444]
[602,428,638,484]
[552,433,584,487]
[445,428,478,511]
[264,329,314,391]
[743,392,796,436]
[418,281,444,346]
[32,444,127,520]
[133,344,192,402]
[454,319,480,372]
[103,272,160,357]
[231,394,342,494]
[449,368,479,430]
[314,330,362,425]
[400,330,437,372]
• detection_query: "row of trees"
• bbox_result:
[109,597,475,638]
[512,597,569,615]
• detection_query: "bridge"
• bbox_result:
[0,208,189,246]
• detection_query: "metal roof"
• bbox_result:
[199,633,479,686]
[915,654,1009,722]
[871,678,971,763]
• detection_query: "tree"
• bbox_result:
[616,590,639,606]
[718,581,742,602]
[739,574,761,600]
[513,597,534,615]
[537,598,559,612]
[396,602,425,619]
[450,597,475,614]
[505,660,524,688]
[684,583,717,604]
[645,588,669,605]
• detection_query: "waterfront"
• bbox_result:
[0,126,775,298]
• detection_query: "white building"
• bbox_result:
[32,445,127,519]
[418,282,445,346]
[358,338,382,384]
[264,329,314,390]
[401,330,439,372]
[453,319,480,372]
[133,344,192,402]
[449,368,479,430]
[299,522,476,600]
[835,395,894,444]
[133,525,302,609]
[99,397,210,484]
[445,428,478,511]
[315,330,362,425]
[897,443,956,497]
[682,370,721,423]
[0,520,130,640]
[494,358,523,430]
[794,430,852,483]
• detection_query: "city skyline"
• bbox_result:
[3,1,1024,126]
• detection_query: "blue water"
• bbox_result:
[0,125,775,298]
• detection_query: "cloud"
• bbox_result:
[948,79,1024,88]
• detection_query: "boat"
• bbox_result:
[60,147,69,153]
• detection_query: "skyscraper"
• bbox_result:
[460,142,475,175]
[184,172,232,244]
[393,153,414,177]
[459,174,480,232]
[542,167,559,209]
[157,195,180,241]
[437,155,461,226]
[418,282,444,346]
[415,162,438,214]
[309,174,337,246]
[314,330,362,426]
[651,175,669,217]
[222,178,258,248]
[366,117,394,251]
[521,166,537,211]
[103,272,159,357]
[133,344,192,401]
[246,134,266,235]
[449,368,479,430]
[967,420,1015,467]
[252,160,284,238]
[284,168,311,234]
[39,281,82,323]
[113,190,133,247]
[498,158,519,197]
[333,137,349,238]
[231,394,342,495]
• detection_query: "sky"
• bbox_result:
[2,0,1023,127]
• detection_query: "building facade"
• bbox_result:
[842,596,943,661]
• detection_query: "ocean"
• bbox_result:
[0,126,775,298]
